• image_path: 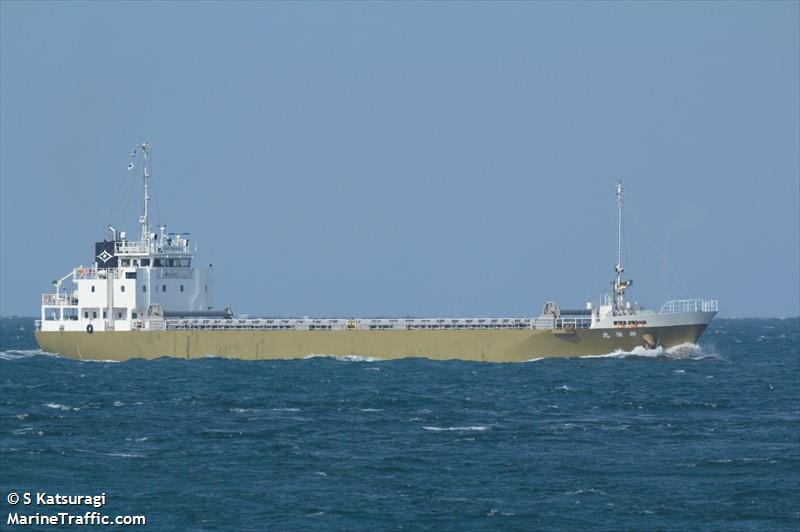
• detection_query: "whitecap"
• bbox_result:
[0,349,54,360]
[566,488,608,496]
[522,357,545,362]
[666,343,718,359]
[271,407,300,412]
[580,343,718,361]
[303,354,382,362]
[579,350,633,359]
[113,401,124,407]
[43,403,76,411]
[359,408,384,412]
[422,425,490,432]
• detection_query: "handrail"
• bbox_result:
[115,240,195,256]
[73,268,126,280]
[41,293,77,306]
[659,299,718,313]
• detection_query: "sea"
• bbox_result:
[1,317,798,531]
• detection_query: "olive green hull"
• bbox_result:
[35,324,708,362]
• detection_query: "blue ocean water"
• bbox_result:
[1,318,798,531]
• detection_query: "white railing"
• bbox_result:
[41,293,77,306]
[532,317,556,329]
[159,316,588,332]
[73,267,122,280]
[115,240,195,256]
[115,240,151,255]
[556,318,593,329]
[74,267,98,280]
[659,299,718,314]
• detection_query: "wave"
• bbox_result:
[580,343,719,360]
[302,354,382,362]
[0,349,56,360]
[422,425,490,432]
[43,402,79,411]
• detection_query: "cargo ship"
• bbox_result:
[35,143,717,362]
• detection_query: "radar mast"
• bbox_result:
[613,180,632,314]
[128,142,152,242]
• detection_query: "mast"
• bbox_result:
[138,143,151,242]
[613,180,632,313]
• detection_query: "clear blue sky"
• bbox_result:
[1,1,798,318]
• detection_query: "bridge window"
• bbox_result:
[162,285,167,292]
[180,285,184,292]
[121,285,125,293]
[92,311,97,319]
[125,272,136,279]
[141,259,150,267]
[121,259,130,266]
[84,311,89,318]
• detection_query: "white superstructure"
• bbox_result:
[39,143,216,333]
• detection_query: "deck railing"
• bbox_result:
[659,299,718,314]
[115,240,195,256]
[161,316,589,332]
[41,293,77,306]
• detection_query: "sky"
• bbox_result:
[1,1,798,318]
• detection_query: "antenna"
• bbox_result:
[616,180,623,279]
[613,180,632,313]
[131,143,152,242]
